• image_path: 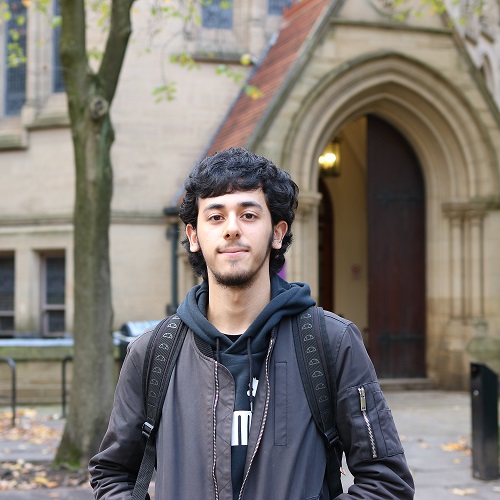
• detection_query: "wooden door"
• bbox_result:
[367,115,426,378]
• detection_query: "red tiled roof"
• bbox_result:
[205,0,330,156]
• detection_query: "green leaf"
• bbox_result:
[9,29,20,41]
[87,47,103,62]
[51,15,62,28]
[244,85,263,100]
[152,83,177,103]
[216,64,227,75]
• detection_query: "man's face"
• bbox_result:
[186,189,287,289]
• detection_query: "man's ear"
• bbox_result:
[186,224,200,252]
[272,221,288,250]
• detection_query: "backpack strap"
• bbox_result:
[293,306,343,499]
[132,314,187,500]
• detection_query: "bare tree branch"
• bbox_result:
[99,0,136,104]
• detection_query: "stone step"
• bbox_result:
[379,378,434,391]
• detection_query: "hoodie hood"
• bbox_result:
[177,273,315,355]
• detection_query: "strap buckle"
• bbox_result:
[325,427,339,448]
[142,421,154,439]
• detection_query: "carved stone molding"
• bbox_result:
[296,191,322,220]
[442,201,487,219]
[442,200,487,321]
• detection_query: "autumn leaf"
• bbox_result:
[450,488,477,496]
[440,439,469,452]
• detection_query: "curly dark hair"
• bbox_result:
[179,147,299,280]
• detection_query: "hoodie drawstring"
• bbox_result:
[212,337,220,499]
[247,338,254,413]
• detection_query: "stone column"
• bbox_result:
[444,207,465,320]
[291,191,322,294]
[440,201,488,389]
[467,208,486,320]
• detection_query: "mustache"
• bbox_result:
[217,244,251,252]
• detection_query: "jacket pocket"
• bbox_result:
[372,388,404,457]
[348,382,403,460]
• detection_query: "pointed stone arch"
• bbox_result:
[264,52,500,387]
[282,51,500,201]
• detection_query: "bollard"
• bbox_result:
[470,362,500,480]
[61,355,73,418]
[0,357,16,427]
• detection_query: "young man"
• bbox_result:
[89,147,415,499]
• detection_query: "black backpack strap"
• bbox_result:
[293,306,343,499]
[132,315,187,500]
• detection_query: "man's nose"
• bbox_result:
[224,214,241,239]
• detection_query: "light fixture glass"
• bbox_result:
[318,140,341,177]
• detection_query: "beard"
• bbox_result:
[203,231,274,290]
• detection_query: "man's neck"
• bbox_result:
[206,274,272,336]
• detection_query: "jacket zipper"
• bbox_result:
[358,386,377,459]
[238,330,276,500]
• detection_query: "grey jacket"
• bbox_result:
[89,311,415,499]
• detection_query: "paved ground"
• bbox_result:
[1,390,500,499]
[388,391,500,499]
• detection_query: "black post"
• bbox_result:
[61,355,73,418]
[0,357,16,427]
[164,206,179,316]
[470,362,499,480]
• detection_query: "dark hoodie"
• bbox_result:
[177,273,315,499]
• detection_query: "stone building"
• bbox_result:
[1,0,499,401]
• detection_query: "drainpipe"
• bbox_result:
[163,206,179,315]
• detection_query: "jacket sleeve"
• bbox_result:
[324,312,415,499]
[88,332,151,499]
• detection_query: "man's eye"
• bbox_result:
[210,214,224,221]
[242,213,256,220]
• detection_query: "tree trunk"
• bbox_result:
[56,106,116,467]
[55,0,134,467]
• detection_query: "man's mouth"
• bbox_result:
[219,246,249,255]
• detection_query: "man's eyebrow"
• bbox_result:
[240,201,263,210]
[202,201,264,213]
[203,203,224,213]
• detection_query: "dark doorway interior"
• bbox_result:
[318,177,334,312]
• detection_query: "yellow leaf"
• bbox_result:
[450,488,477,496]
[441,440,468,452]
[240,53,252,66]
